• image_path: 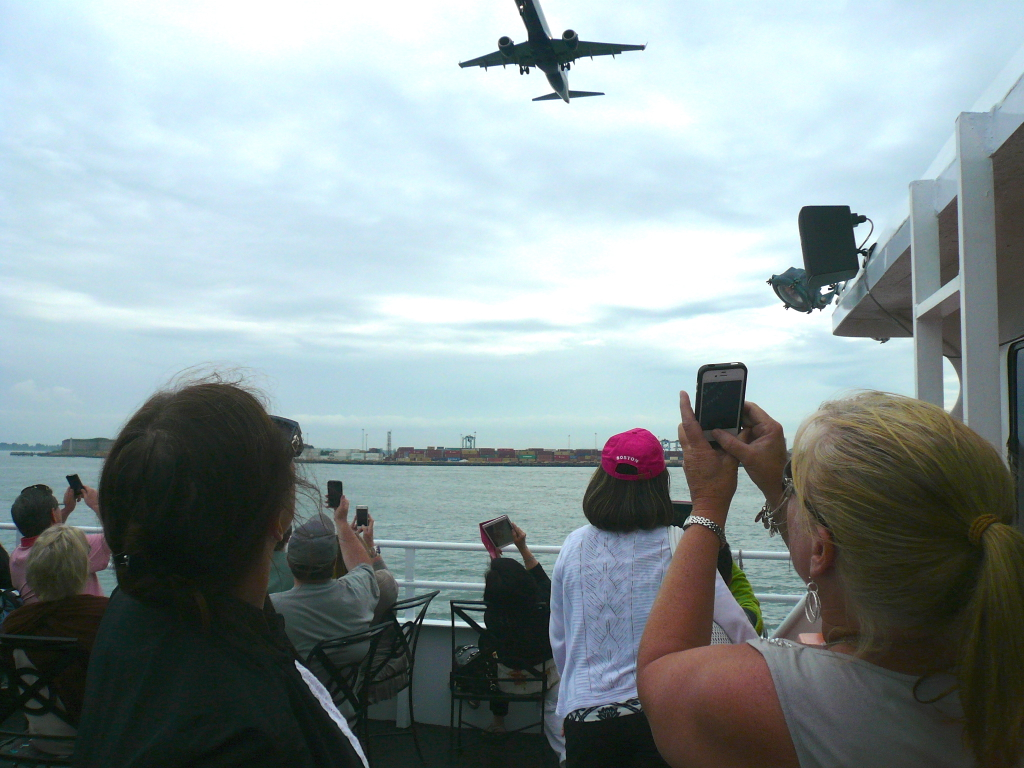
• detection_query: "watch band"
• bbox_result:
[683,515,728,548]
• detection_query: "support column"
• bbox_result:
[910,180,944,407]
[955,112,1002,449]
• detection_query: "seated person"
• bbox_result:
[267,525,294,595]
[10,484,110,604]
[270,498,379,679]
[2,525,108,755]
[481,522,565,763]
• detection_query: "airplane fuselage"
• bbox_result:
[517,0,570,101]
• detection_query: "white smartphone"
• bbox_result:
[695,363,748,444]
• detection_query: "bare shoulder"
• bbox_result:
[638,642,798,768]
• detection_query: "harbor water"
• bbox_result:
[0,453,804,630]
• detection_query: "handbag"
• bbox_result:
[453,644,497,696]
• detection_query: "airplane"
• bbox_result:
[458,0,645,103]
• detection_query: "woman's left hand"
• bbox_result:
[678,391,740,524]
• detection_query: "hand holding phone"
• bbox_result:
[67,474,84,501]
[326,480,343,509]
[694,363,748,447]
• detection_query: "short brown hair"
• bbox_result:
[26,525,89,602]
[99,376,297,615]
[582,467,673,532]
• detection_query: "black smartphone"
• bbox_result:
[66,474,84,500]
[355,506,369,528]
[671,500,693,528]
[694,363,748,446]
[326,480,343,509]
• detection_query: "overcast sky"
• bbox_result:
[2,0,1023,450]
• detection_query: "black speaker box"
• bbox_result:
[798,206,860,289]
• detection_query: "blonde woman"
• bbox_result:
[638,391,1024,768]
[2,525,108,731]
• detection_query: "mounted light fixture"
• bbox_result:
[769,206,871,313]
[768,267,838,313]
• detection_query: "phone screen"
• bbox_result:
[326,481,343,509]
[483,517,514,549]
[355,506,369,527]
[699,379,744,431]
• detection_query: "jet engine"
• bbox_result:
[562,29,579,51]
[499,36,516,59]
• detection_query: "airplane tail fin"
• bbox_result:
[532,90,605,102]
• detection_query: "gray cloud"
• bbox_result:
[1,0,1017,445]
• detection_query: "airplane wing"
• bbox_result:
[459,43,535,69]
[553,40,646,62]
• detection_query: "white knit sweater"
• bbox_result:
[549,524,755,717]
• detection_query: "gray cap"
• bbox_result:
[286,516,339,567]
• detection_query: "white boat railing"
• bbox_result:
[0,524,801,606]
[374,538,802,605]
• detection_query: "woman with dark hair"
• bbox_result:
[480,522,564,762]
[75,377,366,768]
[550,428,755,768]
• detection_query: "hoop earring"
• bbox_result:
[804,580,821,624]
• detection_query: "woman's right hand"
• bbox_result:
[715,401,788,508]
[678,391,739,525]
[511,522,527,550]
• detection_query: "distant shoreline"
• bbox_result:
[10,453,683,469]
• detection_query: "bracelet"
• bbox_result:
[755,496,788,537]
[682,515,728,548]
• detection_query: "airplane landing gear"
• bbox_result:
[560,62,571,71]
[519,65,530,75]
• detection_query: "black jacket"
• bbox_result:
[482,563,553,668]
[74,590,364,768]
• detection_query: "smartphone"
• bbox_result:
[326,480,343,509]
[355,506,369,528]
[480,515,515,550]
[694,363,748,445]
[671,500,693,528]
[67,474,84,500]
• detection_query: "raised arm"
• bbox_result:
[331,496,372,571]
[636,392,797,768]
[511,522,539,570]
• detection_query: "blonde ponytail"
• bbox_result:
[959,520,1024,767]
[793,392,1024,767]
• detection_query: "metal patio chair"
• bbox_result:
[449,600,548,753]
[0,634,84,766]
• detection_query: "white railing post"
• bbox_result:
[955,112,1002,450]
[403,546,416,621]
[910,179,945,407]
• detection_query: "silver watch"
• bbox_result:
[682,515,728,548]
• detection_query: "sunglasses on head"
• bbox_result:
[270,416,304,458]
[20,484,53,496]
[783,460,831,532]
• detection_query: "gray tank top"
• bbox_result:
[749,638,976,768]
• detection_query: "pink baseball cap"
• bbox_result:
[601,428,666,480]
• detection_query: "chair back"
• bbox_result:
[0,590,23,624]
[0,634,83,757]
[306,623,391,717]
[449,600,548,699]
[390,590,439,667]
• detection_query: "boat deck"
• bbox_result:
[365,719,560,767]
[0,717,559,767]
